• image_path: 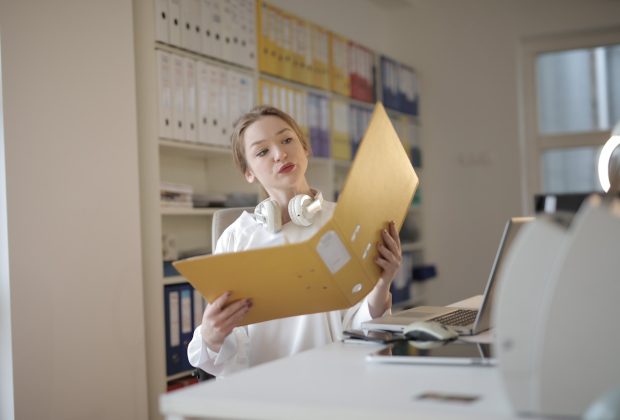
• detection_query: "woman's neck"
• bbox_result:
[265,183,313,224]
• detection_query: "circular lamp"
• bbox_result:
[598,121,620,192]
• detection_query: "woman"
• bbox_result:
[188,105,402,377]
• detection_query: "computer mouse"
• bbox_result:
[403,321,459,343]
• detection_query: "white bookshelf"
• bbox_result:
[134,1,426,418]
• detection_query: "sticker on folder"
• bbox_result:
[316,230,351,274]
[173,103,419,325]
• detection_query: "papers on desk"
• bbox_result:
[173,103,418,325]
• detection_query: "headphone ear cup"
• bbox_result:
[288,194,313,227]
[255,199,282,233]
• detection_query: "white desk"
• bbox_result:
[160,296,530,420]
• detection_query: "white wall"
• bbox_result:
[0,1,148,419]
[269,0,620,305]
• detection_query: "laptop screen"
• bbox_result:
[473,217,533,333]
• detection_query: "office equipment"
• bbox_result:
[366,341,494,366]
[362,216,532,334]
[403,321,458,343]
[494,194,620,418]
[173,103,418,325]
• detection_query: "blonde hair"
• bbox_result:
[230,105,311,175]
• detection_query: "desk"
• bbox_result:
[160,296,529,420]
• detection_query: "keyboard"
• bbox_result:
[431,309,478,326]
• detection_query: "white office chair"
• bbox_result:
[193,206,253,382]
[211,207,254,250]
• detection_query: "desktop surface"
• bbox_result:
[160,339,531,420]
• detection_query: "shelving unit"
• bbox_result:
[135,0,425,418]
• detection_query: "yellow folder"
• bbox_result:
[173,103,418,325]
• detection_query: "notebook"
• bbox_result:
[361,216,533,335]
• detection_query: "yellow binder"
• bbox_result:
[173,103,418,325]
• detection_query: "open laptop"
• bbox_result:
[362,216,533,335]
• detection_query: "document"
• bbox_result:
[173,103,418,325]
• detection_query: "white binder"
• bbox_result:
[181,0,201,53]
[215,67,229,146]
[156,50,173,139]
[200,0,214,57]
[239,73,254,116]
[203,64,228,147]
[196,61,211,144]
[245,0,257,69]
[202,0,223,60]
[155,0,169,43]
[168,0,182,47]
[229,0,242,65]
[220,0,234,64]
[183,57,198,142]
[226,70,240,142]
[171,54,186,140]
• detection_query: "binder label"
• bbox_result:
[316,230,350,274]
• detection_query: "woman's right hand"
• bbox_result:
[200,291,252,353]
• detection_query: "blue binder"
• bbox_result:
[164,284,183,376]
[179,284,195,372]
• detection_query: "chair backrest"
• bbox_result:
[211,207,253,250]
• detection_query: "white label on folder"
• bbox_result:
[169,291,180,347]
[181,289,192,334]
[316,230,351,274]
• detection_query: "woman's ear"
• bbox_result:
[245,169,255,183]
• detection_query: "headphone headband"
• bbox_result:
[254,189,323,233]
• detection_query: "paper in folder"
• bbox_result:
[173,103,419,325]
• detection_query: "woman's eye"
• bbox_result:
[283,137,293,144]
[256,148,268,157]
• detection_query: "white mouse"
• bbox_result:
[403,321,458,343]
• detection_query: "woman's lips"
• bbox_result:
[278,163,295,174]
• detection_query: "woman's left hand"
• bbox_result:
[375,220,402,284]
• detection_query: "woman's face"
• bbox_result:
[242,115,309,192]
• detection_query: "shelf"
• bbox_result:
[159,138,232,157]
[331,91,376,109]
[166,370,194,382]
[401,241,424,252]
[385,107,420,122]
[155,41,256,74]
[163,275,187,286]
[259,72,336,97]
[161,207,220,216]
[333,159,352,170]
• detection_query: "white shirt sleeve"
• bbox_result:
[186,222,253,377]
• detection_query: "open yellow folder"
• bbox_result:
[173,103,418,325]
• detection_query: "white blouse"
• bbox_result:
[187,201,383,377]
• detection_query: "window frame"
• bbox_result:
[519,26,620,211]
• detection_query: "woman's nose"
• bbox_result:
[273,146,287,161]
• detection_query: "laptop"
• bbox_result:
[362,216,533,335]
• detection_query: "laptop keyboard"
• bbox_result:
[430,309,478,326]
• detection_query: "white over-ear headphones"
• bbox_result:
[253,190,323,233]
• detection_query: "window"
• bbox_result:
[521,28,620,204]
